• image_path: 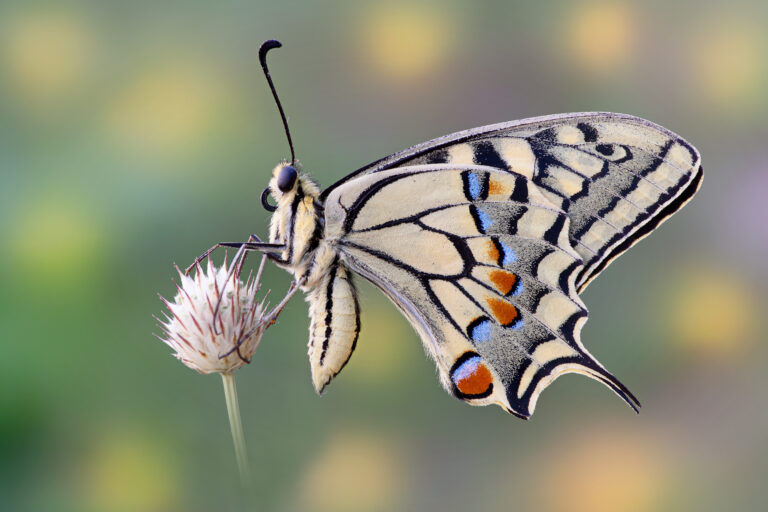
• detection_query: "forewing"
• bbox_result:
[324,165,638,418]
[322,113,702,292]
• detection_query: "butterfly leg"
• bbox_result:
[220,237,291,266]
[184,235,286,274]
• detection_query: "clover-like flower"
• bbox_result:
[156,256,271,483]
[157,258,267,374]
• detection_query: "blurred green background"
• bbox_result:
[1,0,767,511]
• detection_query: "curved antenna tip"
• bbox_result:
[259,40,283,63]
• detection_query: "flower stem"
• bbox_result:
[221,372,249,485]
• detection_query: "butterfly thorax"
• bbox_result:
[267,163,336,290]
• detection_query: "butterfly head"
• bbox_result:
[275,163,298,193]
[262,161,320,213]
[269,160,302,200]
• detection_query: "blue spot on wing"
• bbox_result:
[500,241,517,266]
[453,356,482,382]
[469,318,493,343]
[468,172,482,200]
[470,205,494,234]
[477,209,493,233]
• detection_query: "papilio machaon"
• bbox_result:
[199,40,702,419]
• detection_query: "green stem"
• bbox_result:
[221,372,249,485]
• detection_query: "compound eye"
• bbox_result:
[277,165,297,192]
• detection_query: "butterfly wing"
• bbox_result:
[323,164,638,418]
[322,112,702,292]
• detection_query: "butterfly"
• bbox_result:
[200,40,702,419]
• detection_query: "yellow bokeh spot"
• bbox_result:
[296,430,408,512]
[358,4,451,83]
[664,267,757,359]
[564,1,636,75]
[690,19,766,110]
[80,428,179,512]
[1,8,93,105]
[8,197,104,285]
[532,426,671,512]
[106,61,224,158]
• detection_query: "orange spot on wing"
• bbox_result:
[486,240,500,264]
[487,179,508,196]
[489,270,518,296]
[456,362,493,395]
[486,297,519,326]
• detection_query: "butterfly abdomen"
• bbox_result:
[306,262,360,393]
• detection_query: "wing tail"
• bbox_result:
[581,358,641,413]
[507,348,640,418]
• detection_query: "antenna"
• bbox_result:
[259,40,296,164]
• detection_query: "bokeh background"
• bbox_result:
[1,0,767,511]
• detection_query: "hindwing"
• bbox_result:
[323,112,702,292]
[323,165,638,417]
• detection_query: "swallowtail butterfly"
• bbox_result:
[197,40,702,419]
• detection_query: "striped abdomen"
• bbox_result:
[307,262,360,393]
